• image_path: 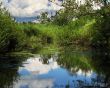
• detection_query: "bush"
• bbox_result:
[0,5,26,53]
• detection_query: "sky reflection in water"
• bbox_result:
[15,54,96,88]
[0,47,110,88]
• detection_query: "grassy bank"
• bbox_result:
[0,15,97,53]
[16,16,95,43]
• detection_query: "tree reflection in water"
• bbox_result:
[0,46,110,88]
[0,55,28,88]
[90,47,110,88]
[57,46,110,88]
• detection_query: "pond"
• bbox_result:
[0,46,110,88]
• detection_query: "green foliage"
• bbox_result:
[17,16,96,48]
[92,5,110,47]
[0,8,97,54]
[57,47,92,71]
[40,12,50,23]
[57,16,96,46]
[0,0,110,53]
[0,4,26,53]
[53,11,69,26]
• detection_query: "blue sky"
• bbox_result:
[1,0,106,18]
[2,0,63,17]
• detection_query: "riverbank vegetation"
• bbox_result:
[0,0,110,53]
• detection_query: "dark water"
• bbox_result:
[0,47,110,88]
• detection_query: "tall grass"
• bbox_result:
[15,16,96,48]
[0,14,96,53]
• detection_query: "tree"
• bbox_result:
[0,3,15,52]
[53,0,110,46]
[40,12,50,23]
[0,3,26,53]
[53,0,94,25]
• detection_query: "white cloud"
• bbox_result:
[18,56,59,75]
[14,55,57,88]
[13,78,54,88]
[2,0,63,17]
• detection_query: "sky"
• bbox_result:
[0,0,104,19]
[15,55,93,88]
[1,0,63,17]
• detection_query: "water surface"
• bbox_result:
[0,47,110,88]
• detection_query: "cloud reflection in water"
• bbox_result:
[14,55,96,88]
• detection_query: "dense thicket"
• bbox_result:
[53,0,110,47]
[0,0,110,53]
[0,4,23,53]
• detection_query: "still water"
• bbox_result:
[0,47,110,88]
